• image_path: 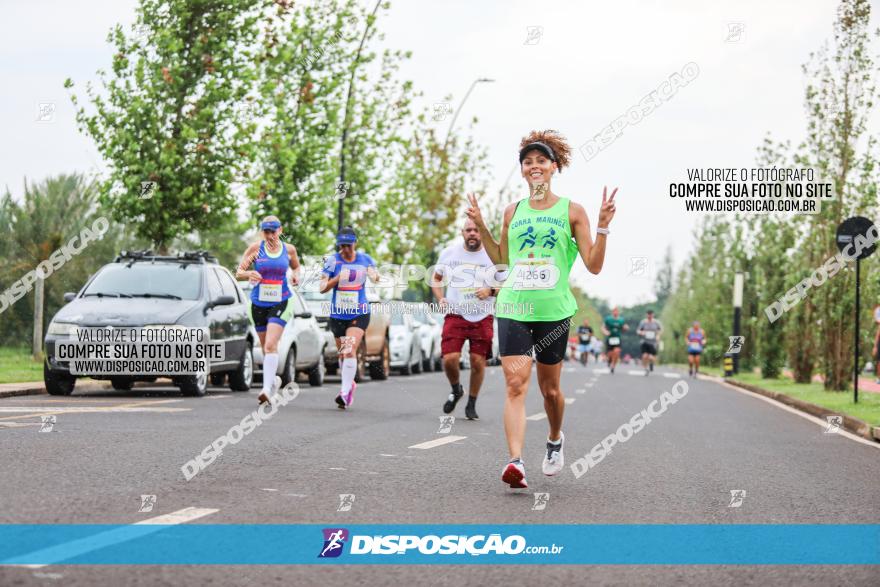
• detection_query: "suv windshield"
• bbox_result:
[83,263,202,301]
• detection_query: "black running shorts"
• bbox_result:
[497,317,571,365]
[328,314,371,338]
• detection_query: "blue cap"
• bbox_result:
[261,220,281,232]
[336,226,357,245]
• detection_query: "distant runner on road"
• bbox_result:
[602,307,627,374]
[636,309,662,375]
[686,321,706,377]
[576,319,594,366]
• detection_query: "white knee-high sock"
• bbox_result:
[262,353,279,393]
[341,357,357,395]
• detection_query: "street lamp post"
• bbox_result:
[733,272,744,375]
[443,77,494,150]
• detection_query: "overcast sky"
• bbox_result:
[2,0,875,306]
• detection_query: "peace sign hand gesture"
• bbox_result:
[597,186,619,228]
[465,192,486,230]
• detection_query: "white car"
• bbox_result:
[410,303,442,372]
[300,287,339,372]
[238,282,327,386]
[389,311,423,375]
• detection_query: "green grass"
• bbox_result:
[0,347,43,384]
[666,361,880,427]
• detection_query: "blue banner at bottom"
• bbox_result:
[1,525,878,565]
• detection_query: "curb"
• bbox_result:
[0,380,114,399]
[0,384,47,399]
[720,377,879,443]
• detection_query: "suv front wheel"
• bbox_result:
[44,362,75,396]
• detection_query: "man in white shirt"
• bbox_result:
[431,219,505,420]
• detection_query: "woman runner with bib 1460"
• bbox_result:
[466,130,618,489]
[236,215,302,405]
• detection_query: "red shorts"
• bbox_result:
[441,314,494,358]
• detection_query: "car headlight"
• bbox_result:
[47,321,77,337]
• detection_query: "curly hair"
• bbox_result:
[519,129,572,172]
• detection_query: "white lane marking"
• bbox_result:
[714,378,880,450]
[4,507,218,568]
[0,406,188,414]
[526,413,547,421]
[575,388,586,395]
[379,454,397,457]
[584,383,595,388]
[592,368,610,374]
[0,422,41,428]
[206,395,231,400]
[662,372,681,379]
[329,467,347,471]
[627,370,647,376]
[261,488,278,492]
[564,398,576,405]
[409,435,467,449]
[286,493,307,497]
[136,507,219,525]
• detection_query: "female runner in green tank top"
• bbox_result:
[466,130,618,489]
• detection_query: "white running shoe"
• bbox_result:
[542,432,565,476]
[258,376,282,405]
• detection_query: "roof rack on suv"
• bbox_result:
[177,250,218,264]
[114,250,218,264]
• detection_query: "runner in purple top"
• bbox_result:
[236,215,302,405]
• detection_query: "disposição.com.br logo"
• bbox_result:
[317,528,563,559]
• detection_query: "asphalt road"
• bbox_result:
[1,361,878,586]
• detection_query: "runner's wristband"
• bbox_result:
[596,227,610,235]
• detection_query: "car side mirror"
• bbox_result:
[63,292,76,303]
[205,295,235,313]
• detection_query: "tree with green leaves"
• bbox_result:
[65,0,269,252]
[0,174,130,346]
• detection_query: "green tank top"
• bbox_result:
[496,196,579,321]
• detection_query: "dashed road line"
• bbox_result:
[136,507,218,525]
[0,399,188,422]
[526,413,547,421]
[3,507,218,568]
[409,435,467,449]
